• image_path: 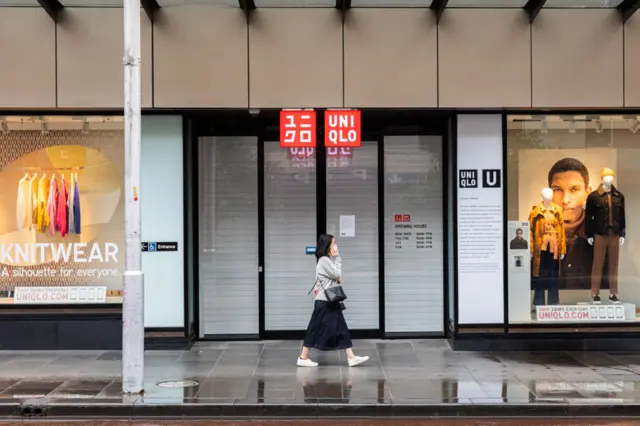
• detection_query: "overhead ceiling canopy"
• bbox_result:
[545,0,623,7]
[0,0,636,24]
[0,0,627,6]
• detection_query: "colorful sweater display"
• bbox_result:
[17,173,81,237]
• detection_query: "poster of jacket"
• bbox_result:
[0,118,124,304]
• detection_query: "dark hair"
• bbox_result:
[516,228,523,234]
[547,158,589,187]
[316,234,334,261]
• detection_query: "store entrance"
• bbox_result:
[193,112,449,340]
[263,140,380,336]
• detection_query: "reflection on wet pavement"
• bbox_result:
[3,421,640,426]
[2,339,640,408]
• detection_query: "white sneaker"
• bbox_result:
[297,357,318,367]
[348,355,369,367]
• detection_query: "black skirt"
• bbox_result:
[303,300,353,351]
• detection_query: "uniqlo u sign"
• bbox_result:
[280,109,316,148]
[325,109,361,147]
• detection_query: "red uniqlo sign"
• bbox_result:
[324,109,361,147]
[280,109,316,148]
[394,214,411,223]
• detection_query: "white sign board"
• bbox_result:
[508,221,531,322]
[536,304,626,322]
[14,286,107,304]
[339,215,355,237]
[457,115,504,324]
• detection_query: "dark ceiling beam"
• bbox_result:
[430,0,448,24]
[618,0,640,23]
[239,0,256,23]
[336,0,351,21]
[141,0,161,22]
[36,0,63,22]
[524,0,546,23]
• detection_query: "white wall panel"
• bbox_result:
[327,142,379,330]
[456,115,504,324]
[264,142,317,330]
[198,137,259,336]
[384,136,444,333]
[141,116,184,328]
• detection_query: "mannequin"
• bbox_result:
[529,188,566,307]
[586,168,626,304]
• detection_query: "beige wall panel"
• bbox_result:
[249,9,342,108]
[343,9,436,108]
[532,9,623,108]
[624,13,640,107]
[154,8,248,108]
[57,8,152,108]
[0,8,55,108]
[439,9,530,108]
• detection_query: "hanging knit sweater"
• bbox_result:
[73,174,81,234]
[47,177,58,235]
[68,175,75,235]
[56,176,69,237]
[16,176,35,231]
[37,175,50,233]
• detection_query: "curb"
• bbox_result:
[4,401,640,419]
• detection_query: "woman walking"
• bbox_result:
[297,234,369,368]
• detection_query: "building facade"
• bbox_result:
[0,0,639,350]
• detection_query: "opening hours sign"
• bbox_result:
[280,109,316,148]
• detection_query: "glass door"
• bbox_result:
[198,136,259,338]
[263,142,317,331]
[326,143,380,330]
[383,136,444,334]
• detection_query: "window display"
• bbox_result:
[529,188,565,307]
[0,116,124,305]
[507,115,640,324]
[586,168,625,304]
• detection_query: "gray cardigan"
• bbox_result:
[313,255,342,301]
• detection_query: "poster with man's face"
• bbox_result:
[509,227,529,251]
[518,149,617,292]
[549,168,591,226]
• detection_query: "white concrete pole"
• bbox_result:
[122,0,144,394]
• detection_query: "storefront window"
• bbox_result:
[0,115,124,305]
[507,114,640,324]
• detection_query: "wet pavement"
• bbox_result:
[2,340,640,418]
[4,422,640,426]
[4,421,640,425]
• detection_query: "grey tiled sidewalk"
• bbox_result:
[2,339,640,418]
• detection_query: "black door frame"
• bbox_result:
[188,110,453,340]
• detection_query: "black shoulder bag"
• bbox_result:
[308,278,348,305]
